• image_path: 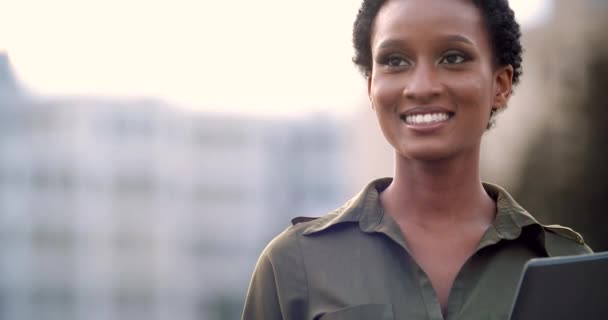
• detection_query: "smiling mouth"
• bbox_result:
[400,112,454,125]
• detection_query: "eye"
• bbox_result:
[383,55,410,67]
[439,52,468,64]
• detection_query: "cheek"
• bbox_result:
[370,77,403,147]
[370,75,403,111]
[447,73,493,114]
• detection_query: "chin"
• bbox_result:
[395,145,454,162]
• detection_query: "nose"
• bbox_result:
[403,63,442,103]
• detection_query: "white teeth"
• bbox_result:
[404,112,450,125]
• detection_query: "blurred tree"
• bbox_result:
[514,18,608,251]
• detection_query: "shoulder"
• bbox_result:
[263,212,342,259]
[262,197,362,264]
[260,212,332,264]
[542,224,593,256]
[260,223,307,265]
[260,177,389,265]
[544,224,585,244]
[482,181,593,256]
[249,223,311,302]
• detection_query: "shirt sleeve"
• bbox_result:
[242,228,309,320]
[242,251,283,320]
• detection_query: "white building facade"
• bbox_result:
[0,53,351,320]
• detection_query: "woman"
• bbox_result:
[242,0,592,319]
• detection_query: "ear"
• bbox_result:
[493,65,513,110]
[367,75,375,110]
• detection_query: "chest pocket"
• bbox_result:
[317,304,394,320]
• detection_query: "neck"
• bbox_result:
[381,149,495,228]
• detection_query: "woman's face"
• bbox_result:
[368,0,512,161]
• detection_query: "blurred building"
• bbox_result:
[0,52,351,320]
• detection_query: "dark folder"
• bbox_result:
[509,251,608,320]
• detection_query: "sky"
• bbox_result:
[0,0,553,116]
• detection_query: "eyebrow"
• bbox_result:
[376,34,475,50]
[442,35,475,45]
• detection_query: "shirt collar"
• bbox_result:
[302,178,542,246]
[301,178,388,236]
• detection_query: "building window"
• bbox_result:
[29,286,76,320]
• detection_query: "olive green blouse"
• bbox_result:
[242,178,592,320]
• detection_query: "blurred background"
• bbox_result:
[0,0,606,319]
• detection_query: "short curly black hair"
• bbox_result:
[352,0,523,87]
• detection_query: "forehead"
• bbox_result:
[372,0,488,48]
